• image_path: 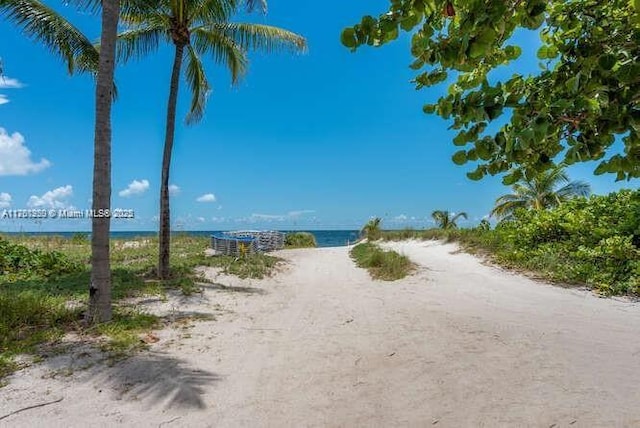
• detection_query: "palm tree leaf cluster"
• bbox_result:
[491,165,591,220]
[431,210,467,229]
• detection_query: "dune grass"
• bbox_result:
[284,232,317,248]
[0,234,282,381]
[378,190,640,296]
[350,242,414,281]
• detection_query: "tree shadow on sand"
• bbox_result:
[91,351,222,409]
[39,348,222,410]
[201,282,267,295]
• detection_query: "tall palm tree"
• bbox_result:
[490,165,591,220]
[0,0,115,323]
[85,0,119,324]
[431,210,468,229]
[117,0,306,279]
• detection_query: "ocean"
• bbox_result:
[2,230,361,248]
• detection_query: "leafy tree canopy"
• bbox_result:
[342,0,640,182]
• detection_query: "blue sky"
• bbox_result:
[0,0,633,232]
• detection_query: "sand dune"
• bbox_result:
[2,240,640,427]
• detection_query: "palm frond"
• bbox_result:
[184,44,211,124]
[490,196,527,219]
[0,0,98,74]
[207,22,307,54]
[116,25,165,63]
[451,212,468,224]
[120,9,172,27]
[555,180,591,200]
[244,0,267,13]
[191,26,247,83]
[187,0,236,24]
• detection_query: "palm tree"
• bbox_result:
[85,0,119,324]
[431,210,468,229]
[490,165,591,220]
[0,0,115,323]
[117,0,306,279]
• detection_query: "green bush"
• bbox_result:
[351,242,413,281]
[0,238,82,280]
[285,232,317,248]
[361,218,382,241]
[377,189,639,296]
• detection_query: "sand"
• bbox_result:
[2,240,640,427]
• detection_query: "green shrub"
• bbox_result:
[0,238,82,280]
[351,243,413,281]
[377,190,640,296]
[285,232,317,248]
[361,218,382,241]
[71,233,89,244]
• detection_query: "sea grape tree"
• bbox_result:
[342,0,640,182]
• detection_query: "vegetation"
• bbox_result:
[350,242,414,281]
[361,217,383,241]
[0,234,281,380]
[0,0,120,323]
[87,0,119,325]
[491,165,591,220]
[204,253,282,279]
[383,189,640,296]
[344,0,640,181]
[115,0,306,279]
[285,232,317,248]
[0,0,99,74]
[431,210,468,229]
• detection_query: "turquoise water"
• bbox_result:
[2,230,360,248]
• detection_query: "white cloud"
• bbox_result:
[27,185,73,209]
[211,216,225,223]
[169,184,180,196]
[288,210,315,218]
[393,214,408,222]
[196,193,216,203]
[0,192,11,208]
[0,128,51,176]
[197,217,206,223]
[119,179,149,197]
[248,210,316,223]
[0,94,8,105]
[251,213,285,221]
[0,77,24,89]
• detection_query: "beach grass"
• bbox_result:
[350,242,414,281]
[284,232,317,248]
[0,234,282,380]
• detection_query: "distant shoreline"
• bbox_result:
[0,230,361,248]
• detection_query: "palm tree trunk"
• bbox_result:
[158,43,185,280]
[86,0,119,324]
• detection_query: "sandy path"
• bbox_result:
[2,241,640,427]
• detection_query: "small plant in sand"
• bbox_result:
[350,243,414,281]
[361,218,383,241]
[285,232,317,248]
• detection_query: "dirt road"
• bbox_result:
[2,241,640,427]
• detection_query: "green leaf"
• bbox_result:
[423,103,436,114]
[565,75,580,93]
[537,46,549,59]
[341,28,357,48]
[504,46,522,60]
[598,54,617,71]
[466,168,484,181]
[452,150,468,165]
